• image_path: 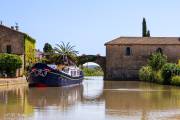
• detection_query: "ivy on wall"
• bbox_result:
[24,34,36,67]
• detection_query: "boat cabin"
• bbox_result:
[62,66,81,77]
[47,64,81,77]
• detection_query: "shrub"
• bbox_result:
[139,66,153,81]
[161,63,177,84]
[176,65,180,75]
[0,53,22,77]
[154,70,163,84]
[171,76,180,86]
[148,53,167,71]
[82,67,103,76]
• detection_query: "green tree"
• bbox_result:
[0,53,22,77]
[43,43,54,63]
[54,42,79,65]
[147,30,151,37]
[161,63,177,84]
[142,18,147,37]
[148,52,167,71]
[139,66,153,81]
[142,18,151,37]
[43,43,53,53]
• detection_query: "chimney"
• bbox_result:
[15,23,19,31]
[0,21,2,25]
[11,26,14,29]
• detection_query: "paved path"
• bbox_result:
[0,76,27,86]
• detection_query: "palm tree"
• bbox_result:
[54,42,79,65]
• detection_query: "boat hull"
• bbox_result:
[27,63,83,87]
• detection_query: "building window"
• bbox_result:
[6,45,12,54]
[125,47,132,56]
[156,48,163,54]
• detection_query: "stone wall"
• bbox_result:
[0,77,27,86]
[0,26,24,54]
[105,44,180,80]
[16,55,25,77]
[0,25,25,77]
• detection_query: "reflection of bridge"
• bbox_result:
[77,55,106,78]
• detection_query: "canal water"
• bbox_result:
[1,76,180,120]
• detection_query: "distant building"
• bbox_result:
[0,24,36,76]
[105,37,180,80]
[35,49,44,61]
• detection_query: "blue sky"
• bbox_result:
[0,0,180,55]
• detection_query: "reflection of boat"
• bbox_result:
[27,63,83,87]
[28,85,83,108]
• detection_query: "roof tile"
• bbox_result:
[105,37,180,45]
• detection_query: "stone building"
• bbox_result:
[0,24,36,77]
[105,37,180,80]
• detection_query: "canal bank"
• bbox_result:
[0,77,27,86]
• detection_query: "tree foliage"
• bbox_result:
[148,52,167,71]
[0,53,22,77]
[54,42,79,65]
[82,67,103,76]
[139,66,153,81]
[161,63,177,84]
[139,52,180,86]
[43,43,53,53]
[142,18,147,37]
[142,18,151,37]
[147,30,151,37]
[171,76,180,86]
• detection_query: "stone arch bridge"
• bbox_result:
[77,55,106,76]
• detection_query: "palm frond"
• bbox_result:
[54,41,79,64]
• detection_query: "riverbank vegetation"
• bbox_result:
[81,66,103,76]
[139,52,180,86]
[0,53,22,77]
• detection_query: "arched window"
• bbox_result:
[125,47,132,56]
[156,48,163,54]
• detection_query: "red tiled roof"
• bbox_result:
[105,37,180,45]
[0,24,36,41]
[0,24,25,35]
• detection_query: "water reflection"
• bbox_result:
[1,78,180,120]
[83,76,104,101]
[28,85,83,109]
[0,85,32,120]
[104,81,180,120]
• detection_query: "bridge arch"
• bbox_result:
[77,55,106,76]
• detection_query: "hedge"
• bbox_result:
[0,53,22,77]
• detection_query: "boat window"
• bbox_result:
[71,71,72,76]
[74,71,76,76]
[77,71,80,76]
[47,64,57,69]
[70,71,77,76]
[63,68,69,73]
